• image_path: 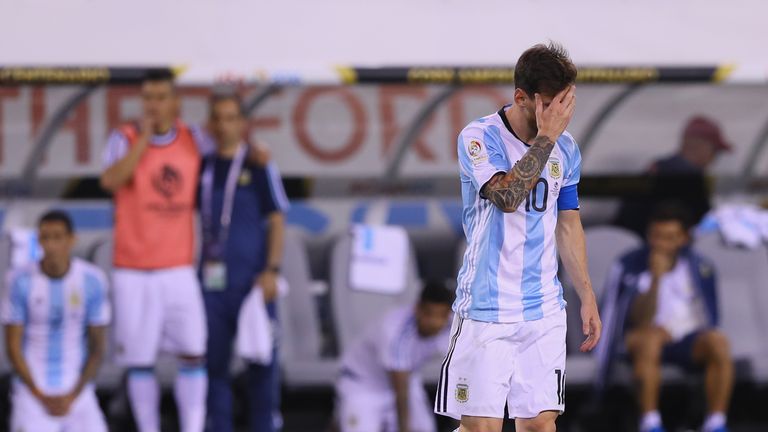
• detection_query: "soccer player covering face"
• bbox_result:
[2,211,110,432]
[101,74,208,432]
[337,283,454,432]
[435,43,602,432]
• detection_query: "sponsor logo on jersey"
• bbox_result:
[152,164,184,200]
[552,180,561,196]
[455,383,469,403]
[468,140,482,157]
[468,140,488,166]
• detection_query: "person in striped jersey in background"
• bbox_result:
[335,282,454,432]
[3,210,110,432]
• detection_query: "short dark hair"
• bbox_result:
[514,42,577,97]
[209,91,245,117]
[419,281,455,306]
[38,210,74,234]
[142,69,176,92]
[648,201,694,231]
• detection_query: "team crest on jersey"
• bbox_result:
[455,384,469,403]
[548,158,562,179]
[238,169,252,186]
[69,291,81,307]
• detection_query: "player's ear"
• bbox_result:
[513,88,529,107]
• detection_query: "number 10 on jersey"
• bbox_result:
[525,178,549,213]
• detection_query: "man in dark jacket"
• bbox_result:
[598,203,732,432]
[614,116,732,236]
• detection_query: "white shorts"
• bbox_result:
[113,266,207,365]
[435,308,567,420]
[337,376,436,432]
[11,382,107,432]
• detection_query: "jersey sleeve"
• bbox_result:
[189,124,216,157]
[254,162,290,216]
[380,312,418,372]
[457,125,508,194]
[101,130,129,170]
[84,270,111,326]
[557,134,582,210]
[562,135,582,188]
[1,271,30,325]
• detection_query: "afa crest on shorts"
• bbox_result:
[455,383,469,403]
[548,158,562,179]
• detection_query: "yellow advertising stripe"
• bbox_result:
[713,64,735,83]
[336,66,358,84]
[171,65,188,78]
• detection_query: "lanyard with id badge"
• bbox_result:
[201,144,247,291]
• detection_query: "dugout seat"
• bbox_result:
[279,227,338,388]
[693,233,768,383]
[563,225,642,385]
[89,238,124,391]
[0,233,12,376]
[330,226,421,351]
[330,227,445,384]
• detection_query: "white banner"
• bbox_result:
[1,84,768,178]
[2,0,767,83]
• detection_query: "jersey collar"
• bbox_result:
[497,105,531,147]
[150,124,178,146]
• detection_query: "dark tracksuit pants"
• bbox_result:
[204,284,280,432]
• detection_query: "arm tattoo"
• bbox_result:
[482,135,556,212]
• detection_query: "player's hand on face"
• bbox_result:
[534,85,576,142]
[139,116,156,141]
[256,270,278,302]
[649,250,674,279]
[579,300,602,352]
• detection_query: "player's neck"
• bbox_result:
[41,256,71,279]
[216,141,241,159]
[154,120,174,136]
[507,105,537,143]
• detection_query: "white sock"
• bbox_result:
[640,410,662,432]
[702,412,726,432]
[127,369,160,432]
[175,363,208,432]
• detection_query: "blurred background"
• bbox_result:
[0,0,767,431]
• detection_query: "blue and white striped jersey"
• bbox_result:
[455,106,582,323]
[1,258,111,395]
